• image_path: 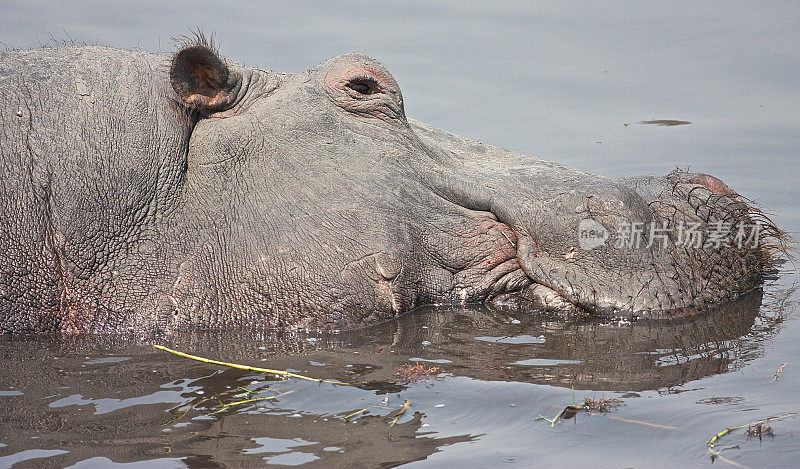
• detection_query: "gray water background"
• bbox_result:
[1,2,799,468]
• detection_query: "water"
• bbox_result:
[1,2,799,467]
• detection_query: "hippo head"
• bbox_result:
[164,41,780,330]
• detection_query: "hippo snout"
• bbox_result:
[505,170,771,319]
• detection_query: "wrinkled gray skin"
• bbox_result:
[0,41,766,333]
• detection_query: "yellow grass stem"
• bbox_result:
[224,390,297,408]
[153,344,353,385]
[210,390,297,415]
[707,412,800,448]
[388,399,410,427]
[344,408,370,420]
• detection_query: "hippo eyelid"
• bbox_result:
[320,57,406,124]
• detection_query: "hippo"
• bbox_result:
[0,37,779,334]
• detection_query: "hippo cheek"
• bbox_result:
[445,213,526,300]
[339,251,410,317]
[420,206,583,315]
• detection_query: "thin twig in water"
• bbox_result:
[166,386,255,424]
[606,415,677,430]
[153,344,353,385]
[707,446,748,468]
[536,395,623,427]
[771,362,788,382]
[344,408,371,420]
[343,398,397,421]
[343,399,408,426]
[210,389,297,415]
[535,406,583,427]
[387,400,410,427]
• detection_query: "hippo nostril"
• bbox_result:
[689,174,738,197]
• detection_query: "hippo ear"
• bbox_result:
[170,45,240,114]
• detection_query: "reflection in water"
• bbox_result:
[0,286,787,467]
[323,287,767,391]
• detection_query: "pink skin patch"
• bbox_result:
[688,174,738,197]
[324,65,390,97]
[322,56,404,126]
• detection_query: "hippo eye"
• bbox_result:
[346,79,378,95]
[350,83,370,94]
